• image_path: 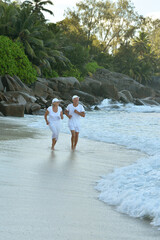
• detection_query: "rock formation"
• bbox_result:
[0,69,160,117]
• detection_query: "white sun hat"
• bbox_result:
[72,95,80,100]
[52,98,61,103]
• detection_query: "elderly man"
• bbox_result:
[65,95,85,150]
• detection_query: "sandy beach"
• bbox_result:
[0,117,160,240]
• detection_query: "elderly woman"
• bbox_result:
[44,98,63,150]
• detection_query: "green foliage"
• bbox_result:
[113,33,159,83]
[140,17,160,59]
[93,51,114,70]
[63,43,89,71]
[42,68,59,78]
[132,32,158,82]
[85,61,103,74]
[0,1,70,78]
[57,17,89,47]
[0,0,159,83]
[66,0,141,53]
[0,35,37,83]
[63,64,84,82]
[114,43,140,79]
[23,0,54,16]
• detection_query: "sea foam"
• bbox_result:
[95,99,160,229]
[96,154,160,228]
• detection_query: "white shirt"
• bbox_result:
[66,103,85,127]
[47,106,62,123]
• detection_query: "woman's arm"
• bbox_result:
[60,111,64,120]
[64,110,72,119]
[44,110,49,125]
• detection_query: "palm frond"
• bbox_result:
[41,7,54,15]
[22,13,38,30]
[42,59,51,68]
[24,40,36,58]
[39,1,54,6]
[47,56,56,64]
[0,5,5,18]
[33,64,41,75]
[29,36,44,47]
[19,29,31,39]
[48,49,63,57]
[37,50,49,58]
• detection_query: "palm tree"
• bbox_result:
[0,2,19,37]
[33,24,70,75]
[132,32,158,82]
[132,32,150,56]
[0,1,70,76]
[16,6,70,75]
[24,0,54,15]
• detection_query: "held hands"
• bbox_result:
[64,110,72,119]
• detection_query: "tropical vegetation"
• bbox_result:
[0,0,159,84]
[0,35,37,83]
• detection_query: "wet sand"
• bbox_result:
[0,117,160,240]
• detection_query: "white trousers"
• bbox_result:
[49,121,60,140]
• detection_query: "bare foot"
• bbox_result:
[51,146,54,150]
[72,145,76,151]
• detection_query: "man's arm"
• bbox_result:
[74,110,85,117]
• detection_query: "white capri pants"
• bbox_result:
[49,121,60,140]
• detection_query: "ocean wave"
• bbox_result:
[96,154,160,228]
[97,98,160,113]
[94,99,160,229]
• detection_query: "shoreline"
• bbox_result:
[0,116,160,239]
[0,115,149,157]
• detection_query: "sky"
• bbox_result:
[43,0,160,23]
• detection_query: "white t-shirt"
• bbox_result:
[66,103,85,129]
[47,106,62,123]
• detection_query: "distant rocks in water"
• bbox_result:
[118,91,131,104]
[0,69,160,117]
[134,99,144,106]
[138,97,160,106]
[94,106,101,110]
[154,97,160,104]
[119,90,134,103]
